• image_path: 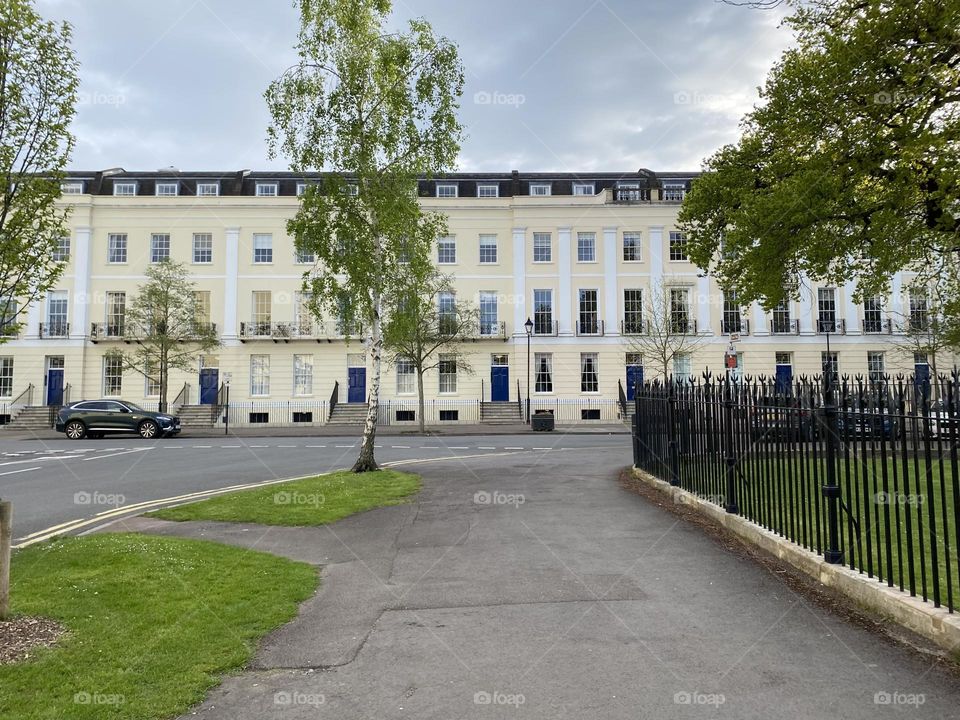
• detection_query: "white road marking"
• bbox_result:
[82,448,150,462]
[0,466,40,476]
[391,445,410,449]
[277,444,297,448]
[478,446,496,450]
[248,444,268,448]
[306,445,326,448]
[419,446,439,449]
[192,445,212,449]
[335,444,353,448]
[220,445,242,448]
[504,446,525,450]
[448,446,468,450]
[533,447,552,451]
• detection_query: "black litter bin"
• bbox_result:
[531,409,555,431]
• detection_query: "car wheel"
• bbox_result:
[138,420,159,439]
[64,420,86,440]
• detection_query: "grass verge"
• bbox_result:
[0,533,318,720]
[146,469,421,526]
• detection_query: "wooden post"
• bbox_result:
[0,500,12,620]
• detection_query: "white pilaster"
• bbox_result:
[70,226,91,339]
[798,275,814,334]
[752,302,768,335]
[26,298,40,338]
[602,226,618,334]
[649,226,664,288]
[512,227,526,334]
[697,274,710,334]
[224,227,240,339]
[891,273,904,321]
[843,280,859,334]
[557,227,572,335]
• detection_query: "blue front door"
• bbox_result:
[199,368,219,405]
[348,367,366,403]
[626,365,643,401]
[491,366,509,401]
[775,364,793,395]
[46,368,63,406]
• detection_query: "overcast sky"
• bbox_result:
[38,0,793,174]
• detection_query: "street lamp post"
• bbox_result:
[524,317,533,424]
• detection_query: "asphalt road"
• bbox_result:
[0,432,628,544]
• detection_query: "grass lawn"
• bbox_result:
[146,469,421,526]
[0,534,318,720]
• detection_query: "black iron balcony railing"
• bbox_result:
[661,188,686,202]
[669,318,698,335]
[621,318,644,335]
[576,319,605,337]
[533,319,559,337]
[770,317,799,334]
[721,317,751,336]
[91,322,125,340]
[240,320,362,342]
[862,317,892,334]
[39,321,69,338]
[477,320,507,340]
[0,322,19,339]
[816,318,847,334]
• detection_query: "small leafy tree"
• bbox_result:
[887,278,960,385]
[622,280,706,382]
[384,267,478,433]
[106,261,220,412]
[266,0,464,472]
[0,0,78,339]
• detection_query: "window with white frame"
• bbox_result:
[108,233,127,263]
[622,231,641,261]
[581,353,599,392]
[438,291,457,334]
[578,289,599,334]
[662,182,686,202]
[345,183,359,196]
[817,288,837,332]
[534,353,553,392]
[673,353,691,382]
[396,357,415,394]
[530,183,551,196]
[250,355,270,395]
[255,182,278,197]
[192,233,213,263]
[60,181,83,194]
[294,354,314,396]
[105,292,125,336]
[437,235,456,264]
[253,233,273,263]
[113,182,136,196]
[46,291,68,336]
[295,242,315,264]
[573,183,595,196]
[144,359,160,397]
[479,234,497,264]
[722,290,742,334]
[194,291,211,327]
[296,182,309,196]
[150,233,171,263]
[910,292,929,331]
[295,291,313,333]
[577,232,596,262]
[533,289,553,334]
[867,351,885,383]
[624,289,643,334]
[252,291,272,331]
[53,236,70,262]
[0,298,17,337]
[772,300,792,334]
[103,356,123,396]
[156,182,178,197]
[863,296,883,333]
[477,183,499,198]
[822,351,839,382]
[669,231,688,261]
[196,182,219,197]
[438,354,457,393]
[436,183,458,198]
[0,357,12,397]
[669,288,690,333]
[479,292,498,336]
[533,232,552,262]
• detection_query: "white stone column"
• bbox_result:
[797,274,814,334]
[557,227,572,335]
[25,299,40,339]
[649,225,664,288]
[512,227,526,335]
[223,227,240,339]
[843,280,859,335]
[603,226,618,335]
[70,226,92,339]
[752,302,768,335]
[697,274,710,335]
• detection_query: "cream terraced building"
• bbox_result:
[0,169,942,427]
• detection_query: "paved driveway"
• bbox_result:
[114,442,960,719]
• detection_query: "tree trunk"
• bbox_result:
[353,290,382,473]
[159,353,167,413]
[417,369,426,434]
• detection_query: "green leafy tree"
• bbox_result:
[106,261,220,412]
[266,0,464,472]
[384,267,478,433]
[680,0,960,330]
[0,0,78,339]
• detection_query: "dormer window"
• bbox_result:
[436,183,458,198]
[113,182,137,197]
[346,183,359,196]
[662,182,686,202]
[155,182,178,197]
[196,182,219,197]
[530,183,551,196]
[60,181,83,195]
[296,182,308,196]
[255,182,279,197]
[477,184,499,198]
[573,183,594,196]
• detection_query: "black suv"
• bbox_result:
[55,400,181,439]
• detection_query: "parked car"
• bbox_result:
[836,409,898,440]
[928,401,959,439]
[750,397,817,442]
[55,400,181,439]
